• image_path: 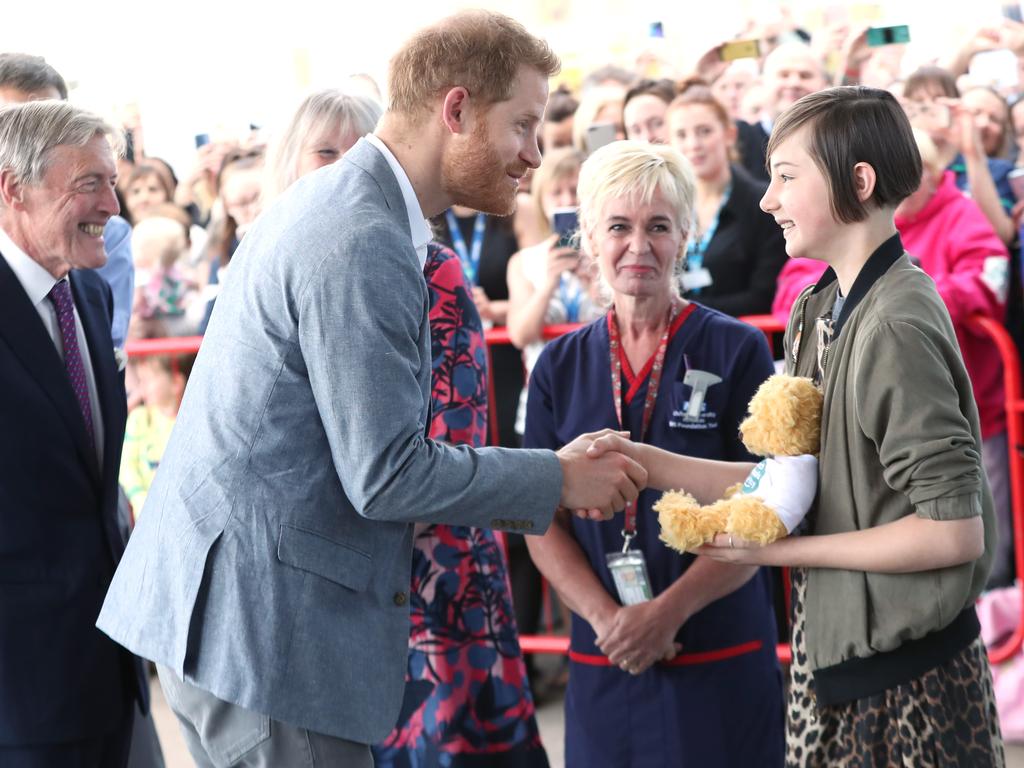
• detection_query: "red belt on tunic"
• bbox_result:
[569,639,763,667]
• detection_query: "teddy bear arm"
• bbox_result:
[724,496,789,545]
[655,490,729,554]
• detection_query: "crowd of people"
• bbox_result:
[1,5,1023,768]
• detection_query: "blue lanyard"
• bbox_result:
[558,274,582,322]
[445,210,486,286]
[685,185,731,286]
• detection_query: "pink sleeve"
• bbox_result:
[928,202,1009,327]
[772,259,828,325]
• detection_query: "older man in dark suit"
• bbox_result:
[0,100,146,767]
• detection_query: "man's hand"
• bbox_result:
[557,429,647,519]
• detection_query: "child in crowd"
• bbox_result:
[589,86,1003,765]
[130,215,199,337]
[124,163,174,223]
[120,354,194,519]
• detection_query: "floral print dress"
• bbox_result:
[372,243,549,768]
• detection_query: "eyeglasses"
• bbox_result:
[901,99,951,126]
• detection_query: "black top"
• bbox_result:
[683,165,788,317]
[432,213,518,301]
[735,120,770,183]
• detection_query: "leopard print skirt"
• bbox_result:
[785,567,1004,767]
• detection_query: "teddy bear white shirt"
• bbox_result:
[738,455,819,533]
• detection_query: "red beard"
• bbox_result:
[442,122,526,216]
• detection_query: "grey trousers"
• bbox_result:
[156,665,372,768]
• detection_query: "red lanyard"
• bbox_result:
[607,301,687,547]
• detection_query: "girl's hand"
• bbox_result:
[586,431,642,463]
[695,533,775,565]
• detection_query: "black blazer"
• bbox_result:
[0,257,146,745]
[736,119,770,182]
[683,165,788,317]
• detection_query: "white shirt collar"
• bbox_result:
[0,225,59,307]
[365,133,432,268]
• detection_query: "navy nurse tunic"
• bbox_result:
[524,304,784,768]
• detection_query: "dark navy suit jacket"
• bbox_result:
[0,255,146,745]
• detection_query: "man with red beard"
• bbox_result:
[98,10,648,767]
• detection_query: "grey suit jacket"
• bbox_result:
[97,139,562,742]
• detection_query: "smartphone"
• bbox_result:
[1003,3,1023,23]
[123,129,135,164]
[720,39,761,61]
[586,123,617,153]
[867,25,910,47]
[1008,168,1024,201]
[552,207,579,249]
[194,133,211,149]
[649,21,664,38]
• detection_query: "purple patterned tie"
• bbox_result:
[48,279,95,444]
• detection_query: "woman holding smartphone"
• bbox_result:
[506,145,605,435]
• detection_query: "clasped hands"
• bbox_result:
[555,429,647,521]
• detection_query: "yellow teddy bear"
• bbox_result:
[656,374,823,553]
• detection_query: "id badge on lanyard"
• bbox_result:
[606,547,653,606]
[604,302,683,605]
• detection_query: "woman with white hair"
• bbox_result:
[265,89,382,200]
[523,140,784,767]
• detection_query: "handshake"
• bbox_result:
[555,429,646,521]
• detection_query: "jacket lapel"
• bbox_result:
[0,256,100,482]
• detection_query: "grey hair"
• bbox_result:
[0,53,68,100]
[0,101,122,188]
[266,90,383,199]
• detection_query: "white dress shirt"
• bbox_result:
[365,134,433,267]
[0,226,105,462]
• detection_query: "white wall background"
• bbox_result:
[0,0,1010,175]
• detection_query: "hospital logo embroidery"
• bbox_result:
[669,368,721,430]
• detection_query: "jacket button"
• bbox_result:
[393,591,407,606]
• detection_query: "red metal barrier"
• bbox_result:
[125,313,1024,668]
[125,335,202,357]
[968,315,1024,664]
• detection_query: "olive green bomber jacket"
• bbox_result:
[784,246,995,675]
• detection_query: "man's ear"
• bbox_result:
[852,161,877,203]
[0,169,26,210]
[441,87,471,135]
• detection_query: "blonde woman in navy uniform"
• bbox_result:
[524,141,783,767]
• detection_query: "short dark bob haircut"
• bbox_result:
[766,86,922,224]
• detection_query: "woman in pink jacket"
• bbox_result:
[774,127,1013,586]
